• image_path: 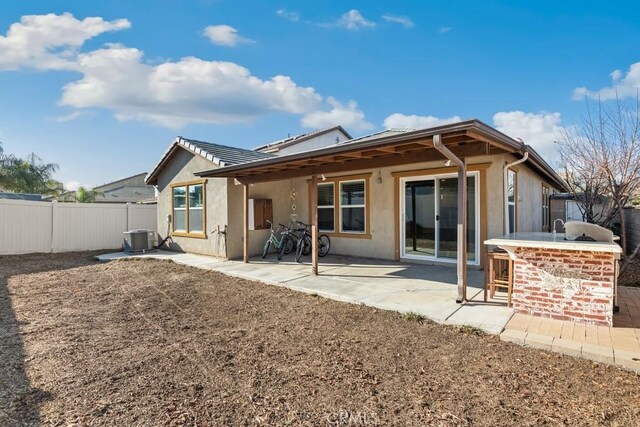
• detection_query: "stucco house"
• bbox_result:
[145,120,566,298]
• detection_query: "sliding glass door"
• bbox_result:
[401,173,478,264]
[404,180,436,257]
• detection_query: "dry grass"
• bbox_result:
[1,252,639,426]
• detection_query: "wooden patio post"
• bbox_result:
[243,183,249,263]
[433,133,468,303]
[310,175,319,275]
[457,158,468,302]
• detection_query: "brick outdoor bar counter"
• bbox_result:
[485,232,623,326]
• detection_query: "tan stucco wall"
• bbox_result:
[231,156,505,262]
[225,177,309,259]
[155,149,561,262]
[507,154,561,233]
[155,149,228,256]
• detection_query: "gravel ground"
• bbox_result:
[1,252,639,426]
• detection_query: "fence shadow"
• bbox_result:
[0,275,51,425]
[0,251,105,426]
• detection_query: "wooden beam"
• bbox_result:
[239,142,489,183]
[243,183,249,263]
[310,175,318,275]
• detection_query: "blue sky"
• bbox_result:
[1,1,639,189]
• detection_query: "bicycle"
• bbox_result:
[294,221,331,262]
[277,222,305,260]
[262,220,291,260]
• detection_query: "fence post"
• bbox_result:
[126,203,131,231]
[50,200,58,253]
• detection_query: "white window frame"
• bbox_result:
[542,184,550,231]
[507,169,517,234]
[173,186,187,232]
[317,182,335,233]
[188,184,204,233]
[399,172,481,265]
[339,179,366,234]
[171,181,206,237]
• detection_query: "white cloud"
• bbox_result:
[203,25,253,47]
[333,10,376,31]
[0,12,130,71]
[573,62,640,100]
[48,111,81,122]
[276,9,300,22]
[383,113,462,130]
[302,97,373,131]
[59,44,327,128]
[439,26,452,33]
[381,14,414,28]
[65,180,82,191]
[492,111,565,162]
[0,13,372,129]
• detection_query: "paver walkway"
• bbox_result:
[501,292,640,373]
[97,251,514,334]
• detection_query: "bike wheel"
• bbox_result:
[283,236,295,254]
[295,237,304,262]
[262,240,271,258]
[302,234,312,256]
[277,236,289,260]
[318,234,331,257]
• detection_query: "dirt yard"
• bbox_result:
[1,253,639,426]
[619,256,640,287]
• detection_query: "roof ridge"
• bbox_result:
[179,136,269,155]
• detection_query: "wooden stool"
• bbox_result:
[484,250,513,307]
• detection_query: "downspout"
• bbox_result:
[503,151,529,235]
[433,134,467,303]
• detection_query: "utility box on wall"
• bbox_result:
[248,198,273,230]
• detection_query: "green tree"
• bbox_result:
[74,186,103,203]
[0,142,62,195]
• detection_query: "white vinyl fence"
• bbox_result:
[0,199,157,255]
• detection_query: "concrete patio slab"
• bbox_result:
[96,251,515,334]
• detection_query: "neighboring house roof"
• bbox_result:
[0,192,44,201]
[92,172,156,203]
[146,136,275,185]
[253,126,352,153]
[94,172,148,192]
[195,119,568,191]
[95,186,156,204]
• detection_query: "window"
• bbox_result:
[171,180,206,237]
[317,183,335,232]
[340,180,366,233]
[507,169,517,234]
[542,184,550,231]
[312,174,370,237]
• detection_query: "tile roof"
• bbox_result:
[184,138,274,166]
[145,136,275,185]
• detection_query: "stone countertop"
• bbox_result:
[484,232,622,254]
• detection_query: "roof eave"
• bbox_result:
[195,119,521,178]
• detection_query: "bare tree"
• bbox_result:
[557,95,640,252]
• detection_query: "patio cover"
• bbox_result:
[195,119,566,302]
